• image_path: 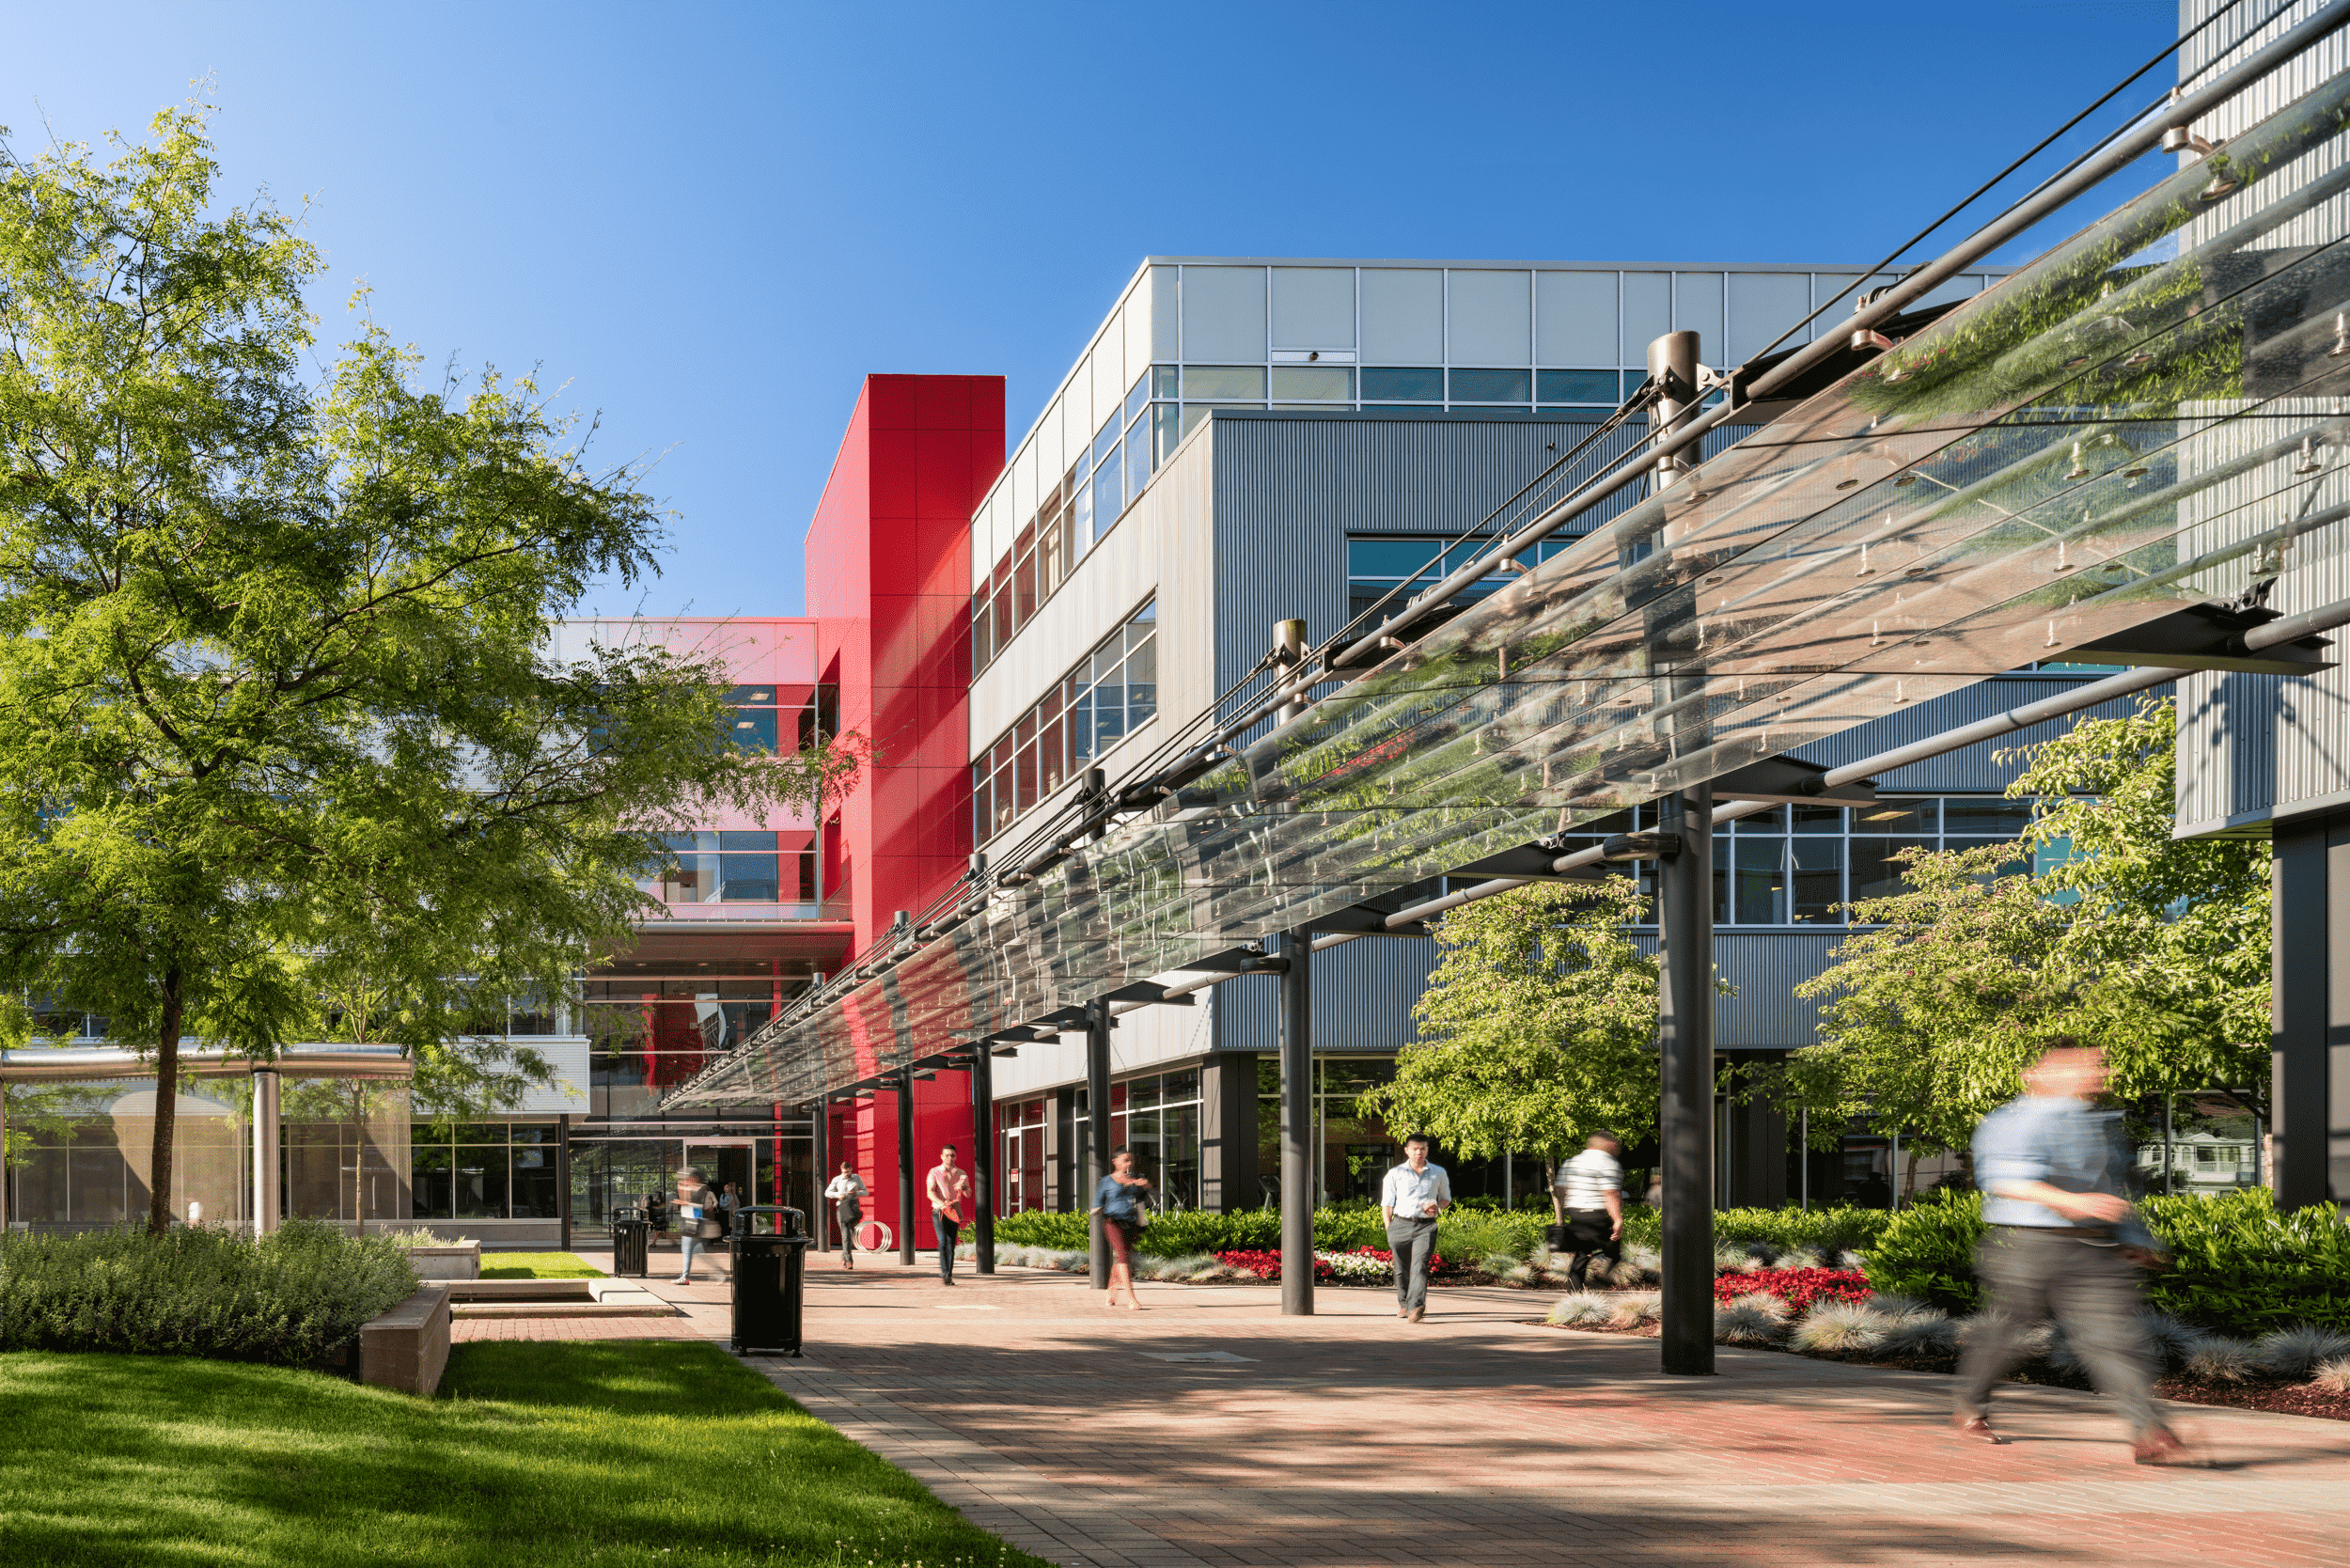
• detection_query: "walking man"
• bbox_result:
[1551,1131,1625,1289]
[824,1160,868,1268]
[1380,1133,1450,1325]
[1954,1040,2199,1465]
[927,1142,973,1287]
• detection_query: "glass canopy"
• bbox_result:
[669,58,2350,1108]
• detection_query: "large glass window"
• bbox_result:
[1448,368,1530,403]
[974,600,1157,840]
[1536,368,1622,405]
[1362,367,1444,401]
[410,1122,561,1221]
[1700,796,2042,926]
[1346,534,1575,626]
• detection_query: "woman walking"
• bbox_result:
[824,1160,869,1269]
[672,1167,723,1284]
[1092,1146,1152,1310]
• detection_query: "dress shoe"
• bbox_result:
[2132,1427,2208,1466]
[1408,1306,1425,1325]
[1952,1415,2003,1444]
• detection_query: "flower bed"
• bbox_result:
[1211,1247,1454,1285]
[1713,1267,1872,1311]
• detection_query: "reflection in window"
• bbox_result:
[1448,368,1530,402]
[1536,368,1622,405]
[974,601,1157,840]
[1699,795,2046,926]
[1346,533,1575,626]
[641,829,816,905]
[1362,367,1444,400]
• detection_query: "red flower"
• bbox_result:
[1713,1266,1872,1310]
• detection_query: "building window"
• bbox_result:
[995,1094,1050,1215]
[974,372,1176,675]
[1536,368,1625,406]
[1361,367,1444,401]
[411,1121,561,1222]
[1062,1067,1203,1215]
[974,600,1156,841]
[1346,535,1575,626]
[1551,796,2044,927]
[723,683,826,753]
[1448,368,1530,403]
[640,829,817,906]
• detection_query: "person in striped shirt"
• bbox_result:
[1551,1132,1624,1289]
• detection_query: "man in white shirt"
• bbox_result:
[1551,1132,1624,1289]
[822,1161,867,1268]
[1379,1134,1451,1324]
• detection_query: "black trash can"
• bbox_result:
[610,1207,650,1278]
[728,1205,812,1356]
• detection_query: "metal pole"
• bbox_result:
[252,1068,280,1237]
[1087,999,1112,1290]
[972,1046,996,1276]
[557,1113,572,1254]
[0,1084,8,1230]
[1657,781,1716,1375]
[1279,926,1316,1316]
[811,1093,830,1251]
[1799,1107,1810,1213]
[896,1068,916,1266]
[2162,1092,2173,1196]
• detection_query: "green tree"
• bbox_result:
[2004,694,2270,1107]
[0,107,851,1233]
[1777,844,2084,1197]
[1358,876,1660,1188]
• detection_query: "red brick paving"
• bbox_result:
[462,1245,2350,1567]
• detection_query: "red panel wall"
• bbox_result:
[806,373,1003,1244]
[807,374,1003,955]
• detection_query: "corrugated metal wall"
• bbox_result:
[1212,936,1440,1054]
[1791,676,2174,792]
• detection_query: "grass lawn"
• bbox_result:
[478,1250,605,1278]
[0,1341,1053,1567]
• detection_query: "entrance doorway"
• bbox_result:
[684,1139,755,1223]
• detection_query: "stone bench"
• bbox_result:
[400,1242,481,1280]
[358,1283,451,1395]
[446,1278,673,1318]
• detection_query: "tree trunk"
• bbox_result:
[1902,1146,1920,1205]
[145,966,186,1237]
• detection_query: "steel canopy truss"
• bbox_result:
[666,51,2350,1111]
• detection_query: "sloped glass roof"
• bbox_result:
[668,60,2350,1108]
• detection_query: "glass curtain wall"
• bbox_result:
[973,602,1158,840]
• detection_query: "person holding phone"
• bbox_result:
[926,1143,972,1286]
[1380,1134,1451,1325]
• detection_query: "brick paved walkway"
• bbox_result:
[462,1245,2350,1567]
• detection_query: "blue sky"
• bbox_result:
[1,1,2176,617]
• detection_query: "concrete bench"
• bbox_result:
[358,1283,451,1396]
[400,1242,481,1280]
[445,1278,674,1318]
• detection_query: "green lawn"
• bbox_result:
[0,1341,1053,1567]
[478,1249,605,1278]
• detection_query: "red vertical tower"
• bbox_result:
[807,372,1004,1248]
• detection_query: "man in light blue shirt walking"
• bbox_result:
[1954,1041,2199,1465]
[1380,1134,1451,1324]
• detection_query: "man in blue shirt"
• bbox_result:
[1954,1041,2198,1465]
[1380,1134,1451,1325]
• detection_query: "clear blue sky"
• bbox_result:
[2,1,2176,617]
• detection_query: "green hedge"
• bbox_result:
[991,1203,1892,1262]
[0,1220,418,1366]
[1861,1188,2350,1334]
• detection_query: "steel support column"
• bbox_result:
[1087,999,1112,1289]
[251,1068,281,1237]
[972,1046,997,1275]
[811,1093,830,1249]
[896,1068,916,1266]
[1657,782,1716,1374]
[2271,818,2347,1208]
[557,1113,572,1253]
[1279,927,1315,1316]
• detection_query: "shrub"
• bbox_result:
[1862,1187,2350,1335]
[2311,1356,2350,1394]
[1714,1297,1791,1345]
[1858,1190,1985,1313]
[2180,1331,2256,1383]
[0,1220,417,1367]
[1790,1299,1887,1355]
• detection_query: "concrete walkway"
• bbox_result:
[462,1245,2350,1567]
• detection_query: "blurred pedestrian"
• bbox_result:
[1092,1145,1152,1310]
[715,1181,740,1239]
[926,1142,972,1286]
[824,1161,868,1268]
[671,1167,722,1284]
[1550,1131,1625,1289]
[1954,1040,2201,1465]
[646,1188,670,1249]
[1380,1133,1450,1325]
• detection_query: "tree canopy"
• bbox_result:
[0,107,851,1231]
[1358,876,1660,1179]
[1765,694,2269,1186]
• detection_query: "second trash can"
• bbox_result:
[610,1207,650,1278]
[729,1205,812,1356]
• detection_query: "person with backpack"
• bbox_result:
[1092,1145,1152,1310]
[671,1167,723,1284]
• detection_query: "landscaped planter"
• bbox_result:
[357,1282,451,1396]
[400,1242,481,1280]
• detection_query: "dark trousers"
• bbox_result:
[1561,1209,1622,1286]
[936,1215,960,1280]
[1386,1216,1437,1312]
[1956,1226,2159,1435]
